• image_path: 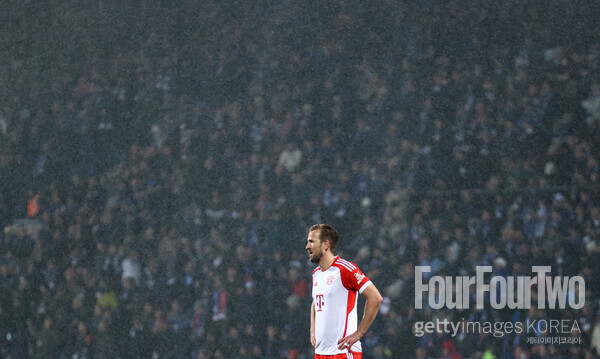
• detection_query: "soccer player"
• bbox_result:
[306,224,383,359]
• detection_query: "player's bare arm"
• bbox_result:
[337,283,383,350]
[310,301,316,347]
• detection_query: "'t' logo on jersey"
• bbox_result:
[315,294,325,311]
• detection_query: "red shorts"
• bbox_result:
[315,352,362,359]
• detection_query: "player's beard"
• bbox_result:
[309,250,322,263]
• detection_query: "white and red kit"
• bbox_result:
[312,256,372,357]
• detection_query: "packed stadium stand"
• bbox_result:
[1,1,600,358]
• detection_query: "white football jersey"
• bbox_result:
[312,256,372,355]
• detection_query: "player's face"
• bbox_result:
[306,230,323,263]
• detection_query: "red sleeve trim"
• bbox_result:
[334,257,369,292]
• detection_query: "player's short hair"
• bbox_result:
[309,224,338,252]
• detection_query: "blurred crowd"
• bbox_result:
[1,0,600,358]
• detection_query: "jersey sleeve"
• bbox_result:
[337,259,372,294]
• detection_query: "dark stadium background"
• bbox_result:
[1,1,600,358]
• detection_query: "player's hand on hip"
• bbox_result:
[337,332,360,350]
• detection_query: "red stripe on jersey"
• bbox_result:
[333,257,353,270]
[333,258,370,292]
[342,286,357,338]
[333,258,354,272]
[337,258,356,270]
[340,262,355,272]
[337,262,353,272]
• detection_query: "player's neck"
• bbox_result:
[319,252,335,271]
